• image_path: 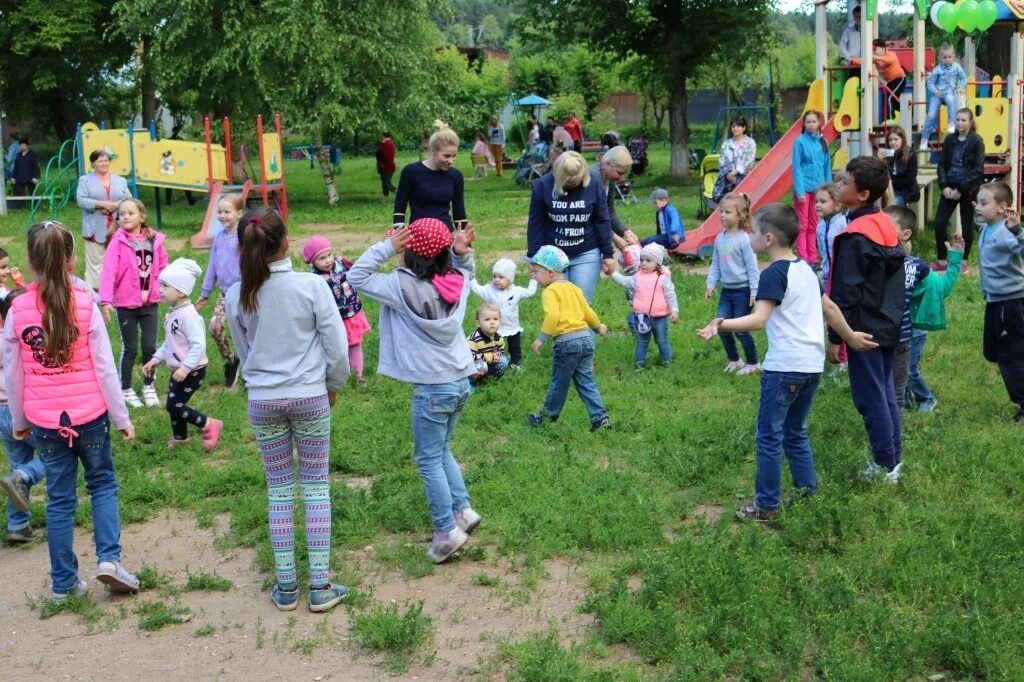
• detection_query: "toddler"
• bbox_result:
[642,188,685,249]
[611,242,679,370]
[0,247,24,298]
[920,44,967,149]
[467,303,509,385]
[470,258,537,367]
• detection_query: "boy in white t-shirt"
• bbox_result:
[698,204,877,521]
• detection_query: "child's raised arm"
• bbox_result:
[346,232,412,311]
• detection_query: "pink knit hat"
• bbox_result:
[302,235,332,264]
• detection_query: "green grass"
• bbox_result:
[350,601,434,673]
[134,599,192,631]
[183,570,232,592]
[3,144,1023,677]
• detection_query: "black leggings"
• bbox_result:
[934,189,977,261]
[380,172,396,196]
[507,332,523,366]
[167,367,208,440]
[116,304,158,389]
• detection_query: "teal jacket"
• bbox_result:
[910,249,962,331]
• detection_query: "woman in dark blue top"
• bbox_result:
[934,108,985,269]
[526,151,615,303]
[392,122,467,231]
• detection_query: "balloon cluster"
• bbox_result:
[930,0,999,33]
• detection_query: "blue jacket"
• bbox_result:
[656,204,685,244]
[927,63,967,97]
[791,132,831,196]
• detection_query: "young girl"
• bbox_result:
[705,193,760,374]
[920,44,967,149]
[302,235,373,386]
[3,221,139,599]
[884,126,919,207]
[815,182,848,283]
[934,108,985,271]
[0,247,24,298]
[470,258,538,368]
[225,208,350,613]
[611,242,679,370]
[791,110,832,264]
[99,198,168,408]
[196,194,244,388]
[348,217,482,564]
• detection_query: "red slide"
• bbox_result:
[673,117,837,258]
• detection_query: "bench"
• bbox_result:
[580,139,603,153]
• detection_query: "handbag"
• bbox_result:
[634,274,662,334]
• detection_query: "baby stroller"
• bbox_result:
[627,136,649,175]
[515,140,550,188]
[697,154,720,219]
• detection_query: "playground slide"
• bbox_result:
[673,116,838,258]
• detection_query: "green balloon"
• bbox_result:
[958,0,979,32]
[976,0,998,31]
[937,2,959,32]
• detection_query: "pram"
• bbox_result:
[697,154,720,219]
[515,140,550,188]
[627,136,649,175]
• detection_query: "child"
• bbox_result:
[0,288,45,544]
[829,156,907,481]
[642,188,685,249]
[920,43,967,149]
[347,217,483,564]
[815,182,847,283]
[697,204,877,521]
[225,208,350,612]
[99,198,169,408]
[3,221,140,598]
[525,245,610,432]
[0,247,25,298]
[470,258,538,367]
[853,39,906,121]
[792,110,832,263]
[974,181,1024,421]
[933,108,985,271]
[196,194,244,388]
[302,235,373,386]
[705,192,761,375]
[611,242,679,370]
[143,258,223,450]
[467,302,509,384]
[883,205,930,410]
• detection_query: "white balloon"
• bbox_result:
[930,0,946,29]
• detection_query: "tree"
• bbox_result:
[517,0,776,178]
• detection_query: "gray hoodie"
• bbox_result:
[348,240,475,385]
[979,221,1024,303]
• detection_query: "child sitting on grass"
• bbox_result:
[468,302,509,386]
[642,188,685,249]
[611,242,679,370]
[470,258,537,368]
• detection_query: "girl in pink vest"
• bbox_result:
[99,198,169,409]
[2,221,139,600]
[610,242,680,370]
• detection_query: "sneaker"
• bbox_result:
[123,388,143,408]
[917,397,938,413]
[51,579,89,601]
[224,356,240,389]
[634,361,647,372]
[735,501,779,522]
[271,582,300,611]
[201,417,223,451]
[736,363,761,376]
[455,507,482,534]
[95,561,140,593]
[510,364,523,372]
[141,384,159,408]
[1014,407,1024,423]
[526,412,553,427]
[661,360,672,367]
[6,525,33,543]
[356,376,367,387]
[166,437,191,448]
[860,462,885,483]
[589,416,611,433]
[308,583,348,613]
[1,470,31,513]
[426,526,469,564]
[723,360,744,374]
[884,462,903,484]
[919,138,929,150]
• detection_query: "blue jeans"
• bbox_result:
[33,414,123,594]
[906,331,935,405]
[0,404,45,531]
[717,287,758,363]
[755,371,822,510]
[892,191,908,206]
[635,315,672,364]
[566,248,602,304]
[542,335,607,422]
[411,379,471,533]
[640,233,681,250]
[921,91,959,141]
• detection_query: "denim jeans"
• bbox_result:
[33,413,123,594]
[717,287,759,363]
[635,315,672,365]
[921,91,959,141]
[542,335,608,422]
[905,331,935,406]
[565,248,602,304]
[411,379,471,533]
[0,404,45,531]
[892,191,908,206]
[755,370,822,510]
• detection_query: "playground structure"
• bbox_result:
[675,0,1024,257]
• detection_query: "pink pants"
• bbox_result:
[793,192,819,264]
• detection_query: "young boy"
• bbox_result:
[828,156,907,481]
[143,258,223,450]
[697,204,877,521]
[974,181,1024,421]
[643,189,685,249]
[526,245,610,432]
[467,302,509,386]
[853,39,906,122]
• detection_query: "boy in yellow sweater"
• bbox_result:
[526,245,610,431]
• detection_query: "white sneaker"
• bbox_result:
[455,507,482,534]
[736,363,761,376]
[723,360,744,374]
[51,579,89,601]
[919,138,929,150]
[122,388,143,409]
[884,462,903,484]
[96,560,140,593]
[141,384,159,408]
[426,526,469,564]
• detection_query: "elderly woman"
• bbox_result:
[527,151,615,303]
[590,146,639,252]
[76,149,131,290]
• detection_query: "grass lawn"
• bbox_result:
[1,144,1022,679]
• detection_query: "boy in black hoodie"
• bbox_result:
[828,157,907,482]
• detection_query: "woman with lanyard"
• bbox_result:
[392,121,468,232]
[76,150,131,290]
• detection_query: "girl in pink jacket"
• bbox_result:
[99,198,168,409]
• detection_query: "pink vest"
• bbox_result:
[10,284,107,429]
[632,271,669,317]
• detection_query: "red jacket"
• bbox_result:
[376,138,396,174]
[564,118,583,143]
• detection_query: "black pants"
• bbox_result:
[572,141,581,153]
[983,298,1024,409]
[893,340,911,409]
[884,77,906,121]
[116,304,158,389]
[164,188,196,206]
[379,172,396,196]
[167,367,208,440]
[12,182,31,208]
[934,189,978,261]
[507,332,523,366]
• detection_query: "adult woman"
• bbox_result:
[375,131,397,197]
[76,150,131,290]
[393,121,467,231]
[713,117,756,202]
[525,120,539,151]
[527,151,615,303]
[589,146,638,251]
[791,110,832,263]
[934,108,985,271]
[487,115,506,177]
[882,126,918,206]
